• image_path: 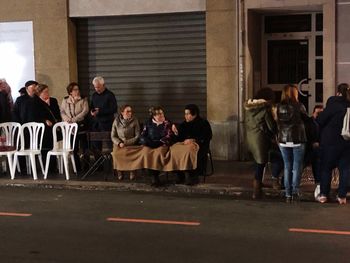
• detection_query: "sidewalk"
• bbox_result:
[0,161,323,201]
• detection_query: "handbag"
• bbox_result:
[341,108,350,140]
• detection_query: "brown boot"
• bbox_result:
[252,179,262,199]
[116,170,123,180]
[272,178,281,190]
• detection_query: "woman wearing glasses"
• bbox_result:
[111,105,140,180]
[60,82,89,172]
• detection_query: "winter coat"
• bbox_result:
[0,91,11,123]
[90,88,117,131]
[60,96,89,124]
[139,118,173,148]
[245,99,277,164]
[176,116,212,150]
[27,96,61,150]
[317,96,350,147]
[12,94,31,123]
[111,115,140,146]
[276,101,308,144]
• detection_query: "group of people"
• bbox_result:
[111,104,212,186]
[0,77,213,186]
[245,83,350,204]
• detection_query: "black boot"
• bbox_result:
[175,172,186,184]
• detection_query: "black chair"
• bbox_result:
[202,148,214,183]
[80,132,113,181]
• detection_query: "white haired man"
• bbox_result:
[90,76,118,153]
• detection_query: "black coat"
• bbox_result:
[90,88,117,131]
[176,117,212,150]
[139,118,173,148]
[12,94,31,123]
[0,91,11,123]
[317,96,350,147]
[277,101,308,144]
[27,96,62,150]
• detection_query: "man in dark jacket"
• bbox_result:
[316,83,350,204]
[173,104,212,185]
[90,76,118,153]
[12,80,38,123]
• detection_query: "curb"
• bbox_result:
[0,179,317,201]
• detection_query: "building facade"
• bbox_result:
[0,0,349,160]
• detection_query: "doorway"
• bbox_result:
[261,13,324,113]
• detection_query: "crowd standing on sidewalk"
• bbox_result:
[245,83,350,205]
[1,76,349,205]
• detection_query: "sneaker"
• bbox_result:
[292,193,301,202]
[316,195,327,203]
[336,196,347,205]
[286,196,292,203]
[314,184,320,200]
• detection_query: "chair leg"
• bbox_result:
[39,155,45,175]
[30,154,38,180]
[26,156,31,175]
[16,161,21,173]
[11,154,17,180]
[62,154,70,180]
[70,154,77,175]
[44,154,51,180]
[6,153,14,179]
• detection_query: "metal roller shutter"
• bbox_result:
[75,12,206,123]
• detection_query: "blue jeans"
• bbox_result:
[279,144,306,197]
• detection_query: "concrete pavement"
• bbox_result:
[0,160,335,202]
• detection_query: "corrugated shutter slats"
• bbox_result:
[76,12,206,123]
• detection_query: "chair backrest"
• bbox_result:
[0,122,21,149]
[52,122,78,151]
[20,122,45,151]
[87,131,113,152]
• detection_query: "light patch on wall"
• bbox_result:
[0,21,35,100]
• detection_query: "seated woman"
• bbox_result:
[28,84,61,171]
[172,104,212,185]
[60,82,89,172]
[140,106,173,186]
[111,105,140,180]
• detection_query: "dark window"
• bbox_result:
[268,40,308,84]
[316,13,323,31]
[316,35,323,56]
[265,15,312,33]
[316,59,323,80]
[315,82,323,103]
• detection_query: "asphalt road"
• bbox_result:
[0,187,349,263]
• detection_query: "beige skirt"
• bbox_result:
[112,142,199,171]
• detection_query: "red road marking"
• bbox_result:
[289,228,350,236]
[107,217,200,226]
[0,212,32,217]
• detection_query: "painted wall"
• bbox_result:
[336,0,350,85]
[0,0,77,101]
[206,0,239,160]
[69,0,205,17]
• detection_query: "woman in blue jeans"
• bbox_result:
[276,84,308,203]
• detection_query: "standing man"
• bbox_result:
[90,76,117,152]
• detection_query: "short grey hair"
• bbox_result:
[92,76,105,85]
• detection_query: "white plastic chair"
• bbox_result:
[12,122,45,180]
[44,122,78,180]
[0,122,21,177]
